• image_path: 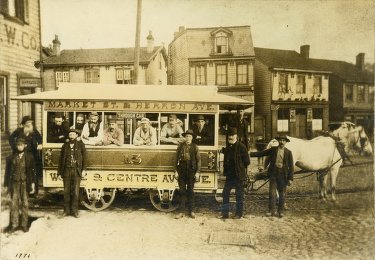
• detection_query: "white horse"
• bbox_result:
[267,136,342,201]
[331,122,373,156]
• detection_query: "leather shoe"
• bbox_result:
[265,212,277,217]
[278,212,285,218]
[22,226,29,232]
[189,212,196,219]
[217,215,229,220]
[73,213,79,218]
[175,213,184,219]
[62,212,70,217]
[10,226,18,233]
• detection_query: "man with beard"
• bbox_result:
[74,113,85,135]
[58,129,87,218]
[103,118,124,146]
[9,116,42,195]
[81,112,103,145]
[227,109,249,150]
[47,113,70,143]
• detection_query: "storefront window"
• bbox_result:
[277,108,289,132]
[312,108,323,131]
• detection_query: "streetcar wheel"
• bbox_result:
[149,189,179,212]
[81,188,116,211]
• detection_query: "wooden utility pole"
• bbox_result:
[133,0,142,84]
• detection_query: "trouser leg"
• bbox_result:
[186,173,195,213]
[71,172,81,215]
[11,182,20,227]
[20,182,29,228]
[269,176,277,213]
[63,169,72,214]
[177,171,187,213]
[235,180,244,216]
[277,175,286,214]
[222,179,233,217]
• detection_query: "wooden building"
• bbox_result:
[41,31,167,91]
[311,54,374,137]
[168,26,255,141]
[0,0,42,166]
[254,46,331,140]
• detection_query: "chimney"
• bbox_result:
[52,35,61,56]
[300,45,310,59]
[146,30,154,54]
[356,53,365,71]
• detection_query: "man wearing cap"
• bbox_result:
[160,114,184,145]
[9,116,43,195]
[81,112,103,146]
[220,127,250,219]
[133,117,157,146]
[174,129,201,219]
[250,135,294,218]
[47,113,70,143]
[103,118,124,146]
[192,115,214,146]
[5,137,35,232]
[58,129,87,218]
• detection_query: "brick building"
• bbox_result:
[0,0,42,167]
[41,31,167,91]
[168,26,255,141]
[254,46,331,140]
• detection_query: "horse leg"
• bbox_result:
[330,168,339,202]
[318,174,327,201]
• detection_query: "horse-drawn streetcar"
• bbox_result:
[14,83,252,212]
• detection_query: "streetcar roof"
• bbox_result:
[12,83,253,106]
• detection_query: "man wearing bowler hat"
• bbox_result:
[174,129,201,219]
[192,115,213,146]
[58,129,87,218]
[220,127,250,219]
[250,135,294,218]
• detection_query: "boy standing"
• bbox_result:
[6,137,35,232]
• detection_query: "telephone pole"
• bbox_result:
[133,0,142,84]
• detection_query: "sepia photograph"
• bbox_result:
[0,0,374,259]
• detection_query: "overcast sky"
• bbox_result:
[40,0,374,64]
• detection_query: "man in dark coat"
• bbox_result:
[9,116,42,195]
[174,129,201,219]
[58,129,87,218]
[227,109,249,150]
[5,137,36,232]
[47,113,70,143]
[220,127,250,219]
[192,115,214,146]
[250,135,294,218]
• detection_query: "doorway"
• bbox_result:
[295,108,306,138]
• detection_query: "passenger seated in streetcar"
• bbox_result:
[133,117,157,146]
[47,113,70,143]
[103,118,124,146]
[72,113,85,136]
[160,114,184,145]
[81,112,103,145]
[192,115,214,146]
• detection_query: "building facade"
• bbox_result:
[254,46,331,141]
[312,54,374,137]
[0,0,42,164]
[41,31,167,91]
[168,26,255,141]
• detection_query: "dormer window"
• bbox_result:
[211,28,232,55]
[215,35,228,54]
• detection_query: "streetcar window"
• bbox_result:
[189,114,215,146]
[102,112,125,146]
[132,113,159,146]
[46,112,73,143]
[160,113,186,145]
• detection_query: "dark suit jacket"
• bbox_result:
[250,146,294,181]
[5,152,36,195]
[58,140,87,177]
[192,124,213,146]
[175,142,201,173]
[223,141,250,181]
